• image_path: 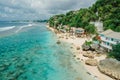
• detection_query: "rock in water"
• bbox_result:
[98,58,120,80]
[56,40,61,44]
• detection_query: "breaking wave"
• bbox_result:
[15,24,33,33]
[0,24,33,33]
[0,26,16,32]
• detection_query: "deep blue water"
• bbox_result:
[0,22,94,80]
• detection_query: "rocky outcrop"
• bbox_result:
[90,44,99,51]
[56,40,61,44]
[98,58,120,80]
[85,59,98,66]
[82,44,90,51]
[76,46,80,50]
[82,43,99,51]
[83,53,94,58]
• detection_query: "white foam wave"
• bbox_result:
[0,26,16,32]
[15,24,33,33]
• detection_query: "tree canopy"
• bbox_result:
[108,43,120,61]
[91,0,120,31]
[85,24,96,34]
[48,0,120,33]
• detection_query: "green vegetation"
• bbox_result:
[48,9,97,34]
[108,43,120,61]
[85,24,96,34]
[91,0,120,31]
[48,0,120,33]
[85,41,93,46]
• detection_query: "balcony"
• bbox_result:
[100,43,112,50]
[100,37,117,45]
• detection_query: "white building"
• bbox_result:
[90,21,103,33]
[99,29,120,51]
[70,27,84,37]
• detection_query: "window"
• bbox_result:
[110,44,113,47]
[106,37,108,40]
[111,38,114,41]
[117,41,119,44]
[100,34,104,36]
[107,42,109,46]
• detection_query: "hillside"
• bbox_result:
[91,0,120,31]
[48,0,120,32]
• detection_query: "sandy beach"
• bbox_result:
[47,25,114,80]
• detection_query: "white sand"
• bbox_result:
[47,26,113,80]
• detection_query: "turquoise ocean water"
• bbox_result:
[0,22,95,80]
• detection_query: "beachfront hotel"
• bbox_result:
[70,27,84,37]
[75,28,85,37]
[99,29,120,51]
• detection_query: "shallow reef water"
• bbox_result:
[0,22,94,80]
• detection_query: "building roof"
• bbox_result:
[75,28,84,31]
[100,29,120,40]
[63,25,69,29]
[75,28,84,33]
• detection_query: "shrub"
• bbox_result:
[108,43,120,61]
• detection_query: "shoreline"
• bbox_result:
[47,25,113,80]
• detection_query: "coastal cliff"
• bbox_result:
[98,58,120,80]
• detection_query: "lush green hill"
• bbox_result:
[91,0,120,31]
[48,0,120,32]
